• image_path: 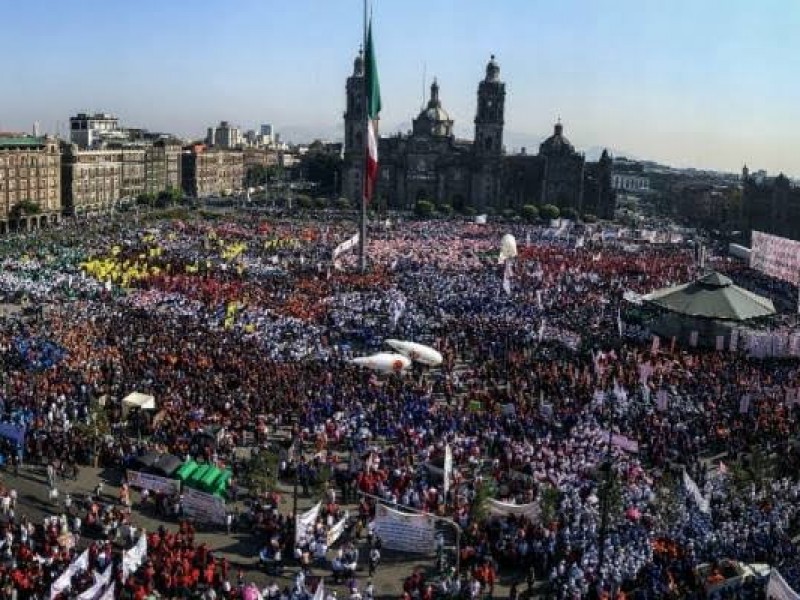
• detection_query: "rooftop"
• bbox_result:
[0,136,51,148]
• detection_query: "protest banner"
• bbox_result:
[373,503,435,554]
[122,532,148,579]
[767,569,800,600]
[486,499,540,521]
[295,502,321,544]
[76,566,112,600]
[50,548,89,599]
[326,515,348,546]
[183,487,227,525]
[127,470,180,496]
[683,471,710,514]
[750,231,800,286]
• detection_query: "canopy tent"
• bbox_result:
[643,272,776,321]
[176,460,200,482]
[182,463,232,496]
[643,271,777,348]
[129,452,159,471]
[153,454,183,478]
[122,392,156,416]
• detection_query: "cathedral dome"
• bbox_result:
[539,121,575,155]
[414,78,453,136]
[420,105,451,123]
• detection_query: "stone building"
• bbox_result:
[181,144,244,198]
[60,145,123,216]
[342,52,615,218]
[0,135,61,233]
[144,139,183,195]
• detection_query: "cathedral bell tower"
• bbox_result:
[474,55,505,156]
[343,49,366,202]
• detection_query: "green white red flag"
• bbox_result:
[364,20,381,203]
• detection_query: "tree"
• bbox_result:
[313,197,328,210]
[539,485,561,526]
[582,213,598,223]
[335,197,352,211]
[540,204,560,220]
[470,480,494,524]
[295,194,313,210]
[521,204,540,222]
[437,203,453,217]
[137,192,156,207]
[242,448,279,496]
[414,200,435,219]
[502,208,516,220]
[301,151,343,195]
[561,207,578,221]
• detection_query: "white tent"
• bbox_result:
[122,392,156,416]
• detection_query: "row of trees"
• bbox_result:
[414,200,597,223]
[135,187,184,208]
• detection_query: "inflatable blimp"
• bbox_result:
[350,352,412,373]
[385,339,443,367]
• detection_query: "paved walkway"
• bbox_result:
[4,462,545,599]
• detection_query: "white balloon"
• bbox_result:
[499,234,518,264]
[350,352,412,373]
[385,339,443,366]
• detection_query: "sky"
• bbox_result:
[2,0,799,176]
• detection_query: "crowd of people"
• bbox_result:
[0,213,797,599]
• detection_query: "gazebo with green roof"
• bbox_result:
[642,271,776,347]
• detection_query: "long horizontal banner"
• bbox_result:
[127,470,180,496]
[486,499,540,521]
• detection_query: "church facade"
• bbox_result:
[343,52,615,219]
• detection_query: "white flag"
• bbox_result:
[98,583,115,600]
[502,261,512,296]
[313,580,325,600]
[443,444,453,497]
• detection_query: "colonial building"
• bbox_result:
[144,139,183,195]
[343,53,615,218]
[60,146,123,216]
[181,144,244,198]
[0,135,61,233]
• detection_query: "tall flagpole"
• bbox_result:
[359,0,369,273]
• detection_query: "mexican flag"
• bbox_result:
[364,19,381,203]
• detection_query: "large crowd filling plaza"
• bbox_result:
[0,209,798,600]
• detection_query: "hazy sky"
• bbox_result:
[3,0,798,175]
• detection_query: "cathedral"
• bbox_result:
[342,51,616,219]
